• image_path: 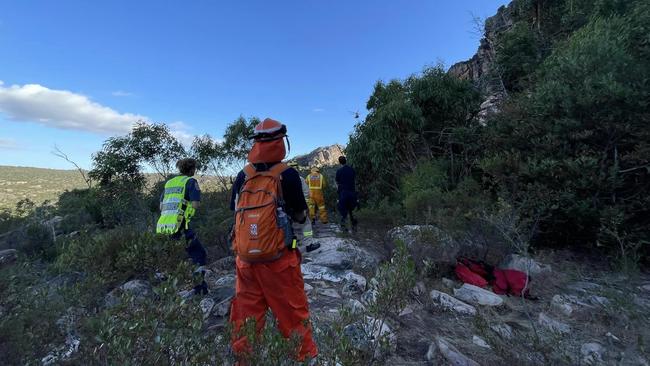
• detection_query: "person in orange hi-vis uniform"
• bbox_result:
[306,167,328,224]
[229,118,318,364]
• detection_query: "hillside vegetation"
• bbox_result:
[0,166,87,211]
[348,0,649,268]
[1,0,649,365]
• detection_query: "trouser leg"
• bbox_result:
[302,214,313,245]
[230,264,268,359]
[184,228,207,266]
[315,195,328,224]
[307,198,316,221]
[184,228,208,293]
[260,254,318,361]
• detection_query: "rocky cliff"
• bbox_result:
[292,144,345,167]
[448,3,515,120]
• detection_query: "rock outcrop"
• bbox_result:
[448,3,516,121]
[291,144,345,167]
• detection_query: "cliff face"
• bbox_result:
[292,144,345,167]
[448,4,515,120]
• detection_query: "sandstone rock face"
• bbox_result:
[292,144,345,167]
[447,3,516,122]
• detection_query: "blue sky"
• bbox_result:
[0,0,509,170]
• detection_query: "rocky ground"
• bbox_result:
[185,223,650,365]
[17,221,650,365]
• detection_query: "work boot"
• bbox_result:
[306,242,321,252]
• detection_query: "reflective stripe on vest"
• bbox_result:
[308,174,323,190]
[156,175,191,234]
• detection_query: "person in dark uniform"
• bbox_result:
[335,156,358,231]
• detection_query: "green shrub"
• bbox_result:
[0,262,65,365]
[55,229,186,285]
[76,265,226,365]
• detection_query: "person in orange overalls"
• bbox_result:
[229,118,318,363]
[306,167,328,224]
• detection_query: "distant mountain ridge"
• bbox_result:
[291,144,345,167]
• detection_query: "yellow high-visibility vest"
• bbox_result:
[307,173,323,190]
[156,175,196,234]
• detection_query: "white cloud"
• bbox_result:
[0,138,19,150]
[167,121,195,146]
[312,108,325,112]
[0,81,147,134]
[111,90,134,97]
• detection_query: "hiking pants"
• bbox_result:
[171,225,208,293]
[230,250,318,361]
[292,210,313,246]
[337,190,358,226]
[171,227,207,266]
[308,190,328,223]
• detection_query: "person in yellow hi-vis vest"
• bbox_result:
[306,167,328,224]
[157,158,208,297]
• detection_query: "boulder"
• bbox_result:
[500,254,551,276]
[341,272,367,297]
[0,248,17,268]
[453,284,504,306]
[388,225,459,270]
[430,290,477,316]
[581,342,605,365]
[344,272,367,290]
[305,237,378,270]
[343,316,396,359]
[105,279,153,308]
[428,337,480,366]
[538,313,571,334]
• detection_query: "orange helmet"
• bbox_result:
[250,118,287,141]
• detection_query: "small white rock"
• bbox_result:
[200,298,215,319]
[551,295,574,316]
[442,277,456,288]
[538,312,571,334]
[318,288,341,298]
[430,290,477,316]
[454,284,504,306]
[434,337,480,366]
[490,324,514,340]
[472,335,491,349]
[581,342,605,364]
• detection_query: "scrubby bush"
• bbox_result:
[55,228,186,285]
